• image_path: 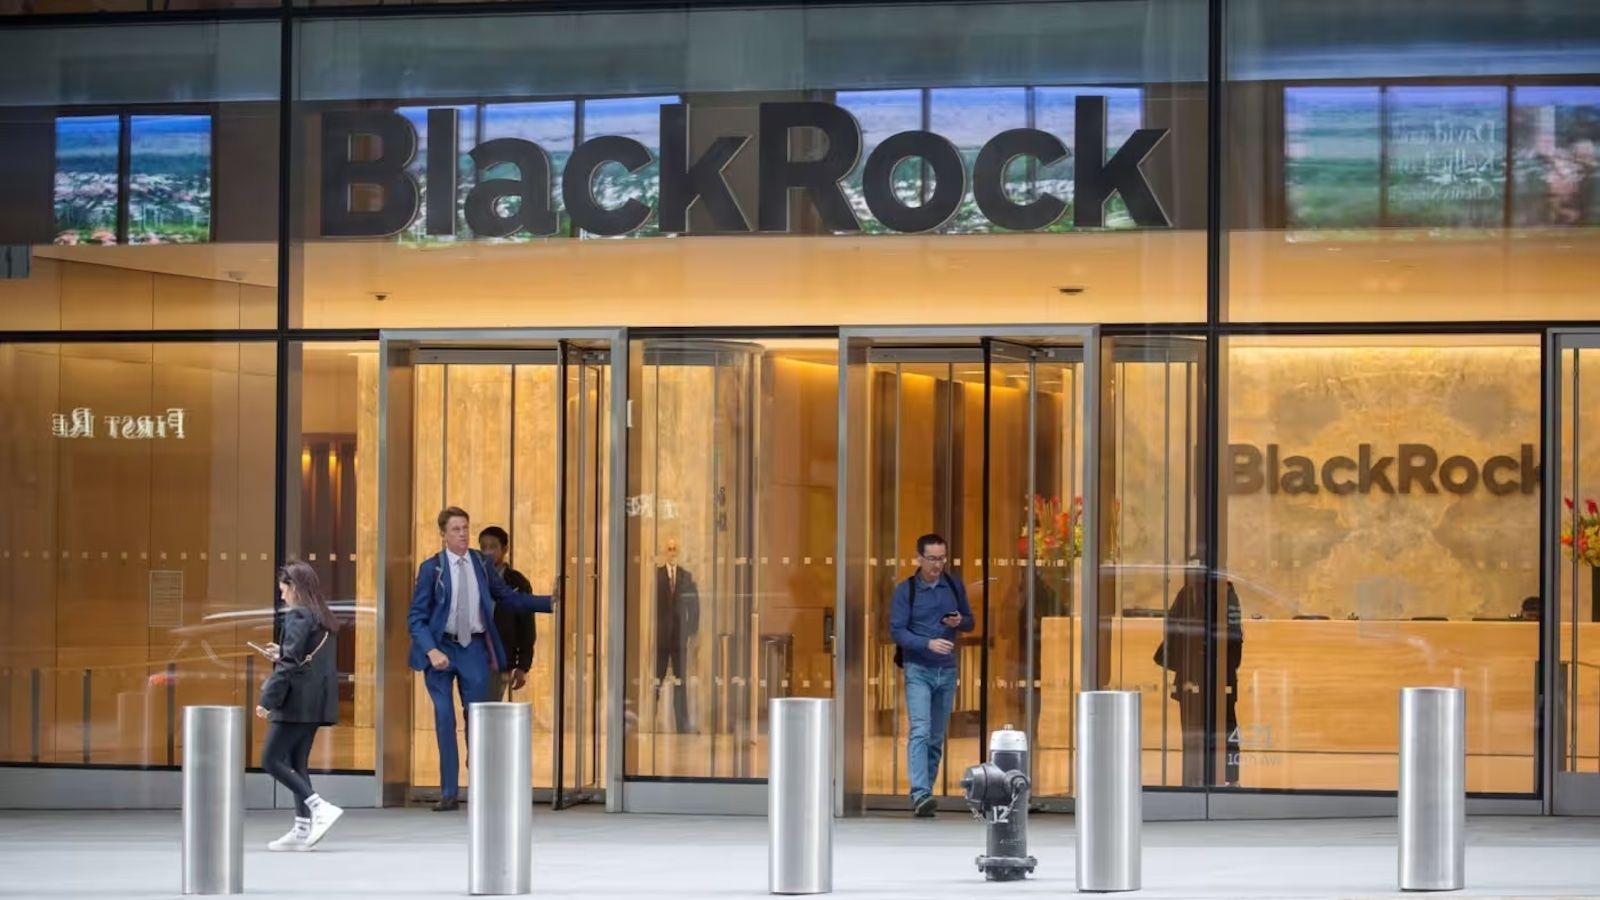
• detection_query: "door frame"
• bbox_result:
[835,324,1101,816]
[1544,328,1600,815]
[374,328,629,811]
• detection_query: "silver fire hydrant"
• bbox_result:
[960,725,1037,881]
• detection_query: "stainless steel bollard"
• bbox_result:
[1076,691,1141,893]
[469,702,534,896]
[769,698,832,895]
[1399,687,1465,892]
[181,705,245,896]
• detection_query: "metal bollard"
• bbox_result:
[1076,691,1141,893]
[769,697,832,895]
[469,702,533,896]
[1399,687,1465,892]
[181,706,245,896]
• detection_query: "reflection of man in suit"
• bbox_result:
[1154,563,1244,787]
[654,539,700,733]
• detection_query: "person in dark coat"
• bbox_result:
[1153,563,1245,787]
[654,538,700,733]
[257,559,343,851]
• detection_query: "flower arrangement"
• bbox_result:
[1016,495,1085,564]
[1562,497,1600,568]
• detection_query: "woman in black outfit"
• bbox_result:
[256,559,344,851]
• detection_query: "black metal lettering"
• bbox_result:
[973,128,1068,231]
[757,102,861,233]
[464,138,558,238]
[1073,95,1169,228]
[862,130,965,233]
[426,108,458,236]
[320,110,418,238]
[563,136,654,237]
[659,104,750,234]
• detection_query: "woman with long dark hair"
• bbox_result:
[257,559,343,850]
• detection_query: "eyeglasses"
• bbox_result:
[921,555,947,563]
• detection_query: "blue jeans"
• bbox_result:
[904,662,958,802]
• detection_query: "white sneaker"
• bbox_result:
[267,819,310,852]
[304,801,343,847]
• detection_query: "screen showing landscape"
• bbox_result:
[54,113,212,245]
[1285,84,1600,230]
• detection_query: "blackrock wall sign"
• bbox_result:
[319,97,1170,239]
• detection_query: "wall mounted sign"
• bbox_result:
[319,97,1171,238]
[1228,443,1538,496]
[50,407,188,440]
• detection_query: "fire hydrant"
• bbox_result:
[960,725,1037,881]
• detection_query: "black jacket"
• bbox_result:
[259,606,339,726]
[654,564,699,648]
[493,565,536,672]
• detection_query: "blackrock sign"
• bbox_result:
[319,97,1170,239]
[1228,443,1539,497]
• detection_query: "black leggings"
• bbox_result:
[262,722,320,817]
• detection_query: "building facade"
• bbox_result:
[1,0,1598,818]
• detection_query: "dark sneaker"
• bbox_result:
[913,795,937,818]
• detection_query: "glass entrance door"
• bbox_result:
[554,343,609,809]
[839,327,1099,812]
[1548,330,1600,813]
[375,330,623,809]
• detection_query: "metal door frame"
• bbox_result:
[375,328,629,812]
[1545,328,1600,815]
[835,324,1100,817]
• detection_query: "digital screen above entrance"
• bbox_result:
[318,96,1170,239]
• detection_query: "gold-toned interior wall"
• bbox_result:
[1219,340,1543,791]
[0,342,277,768]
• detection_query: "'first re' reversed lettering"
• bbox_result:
[50,408,188,440]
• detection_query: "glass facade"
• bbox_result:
[0,0,1597,815]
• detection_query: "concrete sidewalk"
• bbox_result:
[3,807,1599,898]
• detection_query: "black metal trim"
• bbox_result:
[1201,0,1225,796]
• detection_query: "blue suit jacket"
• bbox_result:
[408,548,552,673]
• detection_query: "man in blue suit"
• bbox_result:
[410,506,557,811]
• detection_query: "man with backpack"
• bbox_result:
[889,533,976,817]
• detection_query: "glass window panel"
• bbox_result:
[1512,86,1600,228]
[0,21,279,331]
[1219,335,1540,792]
[626,337,837,780]
[288,342,378,774]
[1384,86,1507,230]
[1225,0,1600,321]
[0,342,276,769]
[293,2,1207,328]
[1283,86,1381,230]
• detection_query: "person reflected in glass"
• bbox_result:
[409,506,557,811]
[256,560,342,851]
[1153,562,1244,787]
[654,538,700,734]
[479,526,536,702]
[890,533,975,817]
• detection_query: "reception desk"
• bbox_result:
[1035,616,1589,793]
